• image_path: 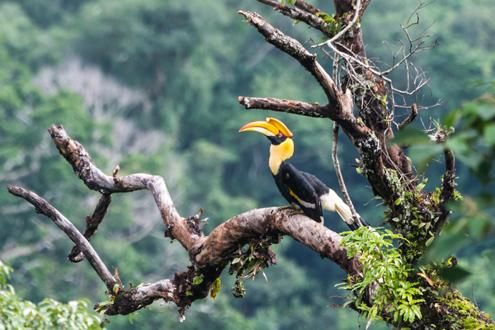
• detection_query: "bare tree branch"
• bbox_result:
[238,96,331,118]
[69,193,112,262]
[7,185,117,291]
[47,125,198,251]
[398,103,418,130]
[294,0,320,14]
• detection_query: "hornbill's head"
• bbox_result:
[239,117,294,174]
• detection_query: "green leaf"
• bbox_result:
[192,274,204,286]
[483,123,495,146]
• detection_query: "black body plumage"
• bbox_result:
[273,161,328,223]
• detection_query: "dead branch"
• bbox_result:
[69,193,112,262]
[238,96,331,118]
[47,125,197,251]
[7,185,117,291]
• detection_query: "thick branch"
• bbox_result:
[7,185,117,291]
[105,279,175,315]
[107,206,359,315]
[195,207,359,275]
[47,125,197,251]
[238,96,331,118]
[69,194,112,262]
[257,0,332,37]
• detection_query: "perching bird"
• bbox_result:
[239,117,366,230]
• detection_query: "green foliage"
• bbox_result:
[443,94,495,180]
[228,238,277,298]
[0,260,103,330]
[340,228,424,324]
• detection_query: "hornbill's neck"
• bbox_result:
[269,138,294,175]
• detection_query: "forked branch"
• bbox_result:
[69,193,111,262]
[8,125,360,315]
[7,185,117,291]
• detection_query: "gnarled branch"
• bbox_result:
[48,125,197,251]
[8,125,359,316]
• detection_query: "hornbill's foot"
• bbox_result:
[279,205,304,217]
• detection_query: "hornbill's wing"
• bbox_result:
[279,163,323,222]
[300,171,330,195]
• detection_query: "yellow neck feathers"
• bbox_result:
[269,138,294,175]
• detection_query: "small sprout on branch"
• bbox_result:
[112,164,120,178]
[210,277,221,300]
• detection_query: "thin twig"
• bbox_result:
[398,103,418,130]
[331,124,360,222]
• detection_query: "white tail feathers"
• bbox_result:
[320,189,355,226]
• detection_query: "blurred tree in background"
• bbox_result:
[0,0,494,329]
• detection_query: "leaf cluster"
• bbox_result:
[340,228,424,325]
[228,237,277,298]
[0,260,103,330]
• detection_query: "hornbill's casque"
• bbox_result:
[239,117,366,230]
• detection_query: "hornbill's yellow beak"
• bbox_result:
[239,117,293,138]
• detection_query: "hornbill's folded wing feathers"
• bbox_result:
[278,163,324,223]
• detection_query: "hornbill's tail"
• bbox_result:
[323,190,368,230]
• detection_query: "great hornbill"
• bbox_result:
[239,117,367,230]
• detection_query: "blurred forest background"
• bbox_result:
[0,0,494,329]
